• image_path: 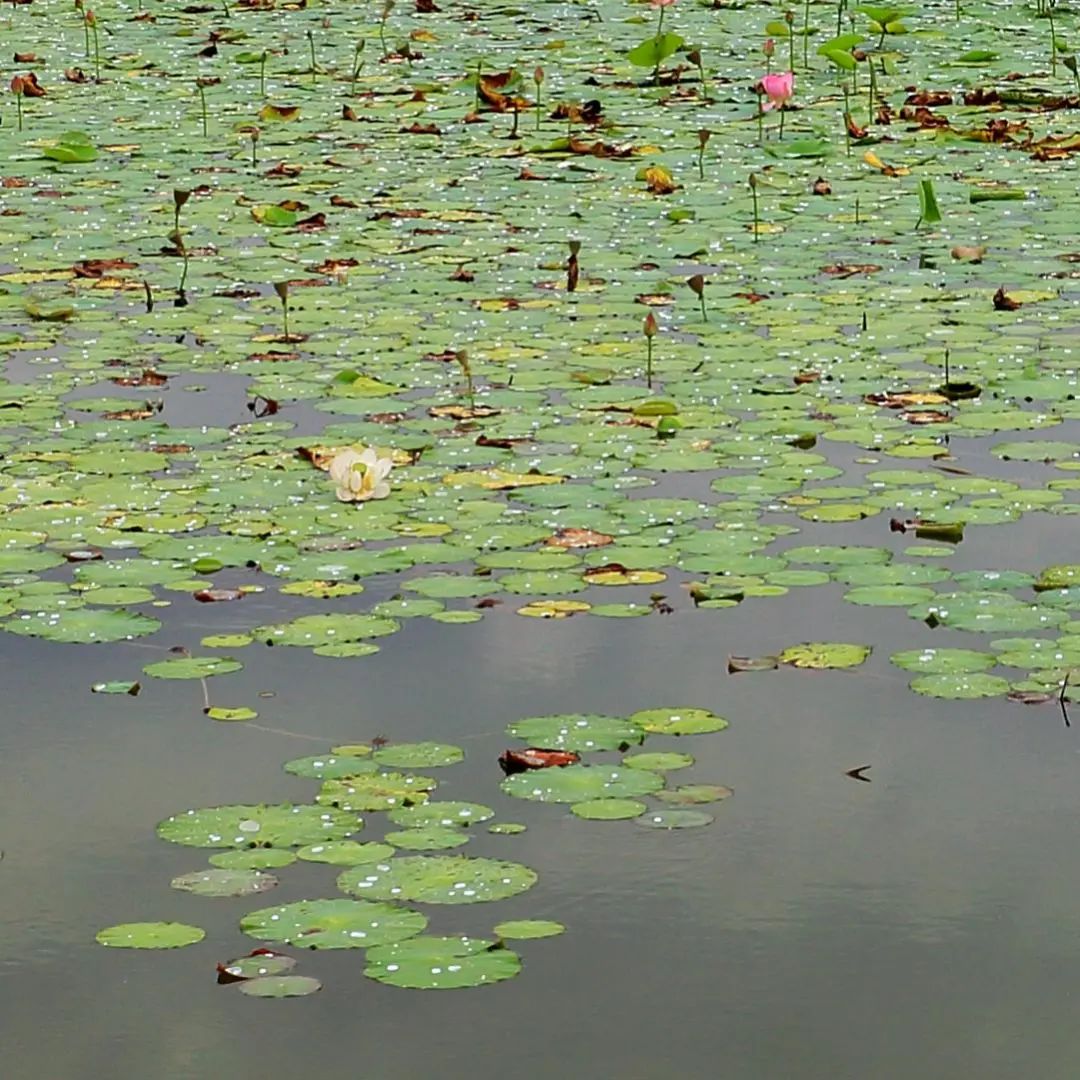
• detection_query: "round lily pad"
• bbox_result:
[488,822,526,835]
[317,772,436,812]
[240,898,427,949]
[634,809,715,829]
[387,801,493,828]
[621,752,694,771]
[570,798,647,820]
[157,804,361,849]
[844,585,937,607]
[373,743,465,768]
[493,920,565,940]
[655,784,733,805]
[209,849,297,870]
[238,975,322,998]
[629,707,728,735]
[6,607,161,643]
[170,868,278,898]
[296,841,394,865]
[363,936,521,989]
[253,613,400,648]
[909,673,1012,699]
[338,855,538,904]
[506,713,645,752]
[220,952,296,979]
[501,764,663,803]
[385,827,471,851]
[889,647,996,674]
[143,656,243,680]
[779,642,871,669]
[283,754,379,780]
[96,922,205,949]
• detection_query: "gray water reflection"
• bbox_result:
[3,501,1080,1079]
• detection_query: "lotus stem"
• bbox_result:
[307,29,317,83]
[750,173,759,242]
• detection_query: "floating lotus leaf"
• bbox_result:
[363,936,521,989]
[493,920,565,939]
[501,764,663,803]
[570,798,647,820]
[210,849,297,870]
[157,804,361,848]
[655,784,733,805]
[634,809,715,829]
[317,772,436,812]
[240,898,427,949]
[386,801,493,828]
[371,598,445,618]
[91,680,140,695]
[488,823,527,835]
[296,841,394,865]
[403,574,500,598]
[506,713,645,752]
[313,642,382,658]
[96,922,205,949]
[953,569,1037,591]
[252,613,400,647]
[889,648,996,674]
[517,599,592,618]
[588,603,652,617]
[238,975,322,998]
[170,868,277,898]
[429,610,484,624]
[913,592,1068,633]
[283,754,379,779]
[621,752,694,771]
[385,827,472,851]
[143,656,243,680]
[784,545,891,566]
[220,953,296,979]
[206,706,258,723]
[909,673,1012,699]
[844,585,937,607]
[373,743,465,769]
[339,856,538,904]
[279,580,366,598]
[629,707,728,735]
[5,607,161,643]
[779,642,871,669]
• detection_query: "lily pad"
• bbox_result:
[171,868,277,898]
[634,809,715,829]
[506,713,645,752]
[501,764,663,803]
[317,772,436,812]
[384,827,472,851]
[5,608,160,643]
[889,648,996,674]
[909,672,1013,699]
[339,855,538,904]
[621,752,694,771]
[655,784,733,805]
[238,975,322,998]
[629,707,728,735]
[779,642,872,669]
[283,754,379,780]
[493,920,566,939]
[210,849,297,870]
[363,936,521,989]
[386,801,494,828]
[240,898,427,949]
[296,841,394,865]
[157,804,361,848]
[143,656,243,680]
[372,743,465,769]
[96,922,205,949]
[570,798,647,820]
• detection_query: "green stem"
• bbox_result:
[757,89,764,143]
[92,24,100,81]
[698,294,707,321]
[259,52,267,96]
[179,250,190,295]
[697,145,704,180]
[307,28,317,83]
[83,17,90,58]
[534,84,541,129]
[751,180,759,242]
[282,299,290,340]
[1049,4,1057,75]
[351,41,364,95]
[803,0,810,71]
[198,84,208,137]
[867,55,876,120]
[15,92,23,132]
[646,337,653,389]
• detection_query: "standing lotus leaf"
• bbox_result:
[501,764,663,803]
[157,804,361,848]
[338,855,538,904]
[240,898,427,949]
[363,936,522,990]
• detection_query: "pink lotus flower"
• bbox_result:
[759,71,793,111]
[649,0,676,7]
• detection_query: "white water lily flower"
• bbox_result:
[328,447,393,502]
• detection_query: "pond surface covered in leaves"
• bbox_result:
[2,0,1080,1073]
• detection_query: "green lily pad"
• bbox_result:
[655,784,733,805]
[240,898,427,949]
[338,855,538,904]
[634,809,714,829]
[238,975,322,998]
[493,920,566,940]
[363,936,521,989]
[385,826,472,851]
[570,798,647,820]
[779,642,872,669]
[253,613,400,647]
[844,585,937,607]
[629,707,728,735]
[209,849,297,870]
[5,607,161,643]
[220,952,296,979]
[317,772,436,812]
[501,764,663,803]
[909,673,1012,699]
[506,713,645,752]
[283,753,379,779]
[157,804,361,848]
[170,868,277,898]
[1036,565,1080,591]
[621,752,694,771]
[890,648,996,674]
[373,743,465,768]
[96,922,205,949]
[296,841,394,865]
[488,822,527,835]
[386,801,493,828]
[143,656,243,680]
